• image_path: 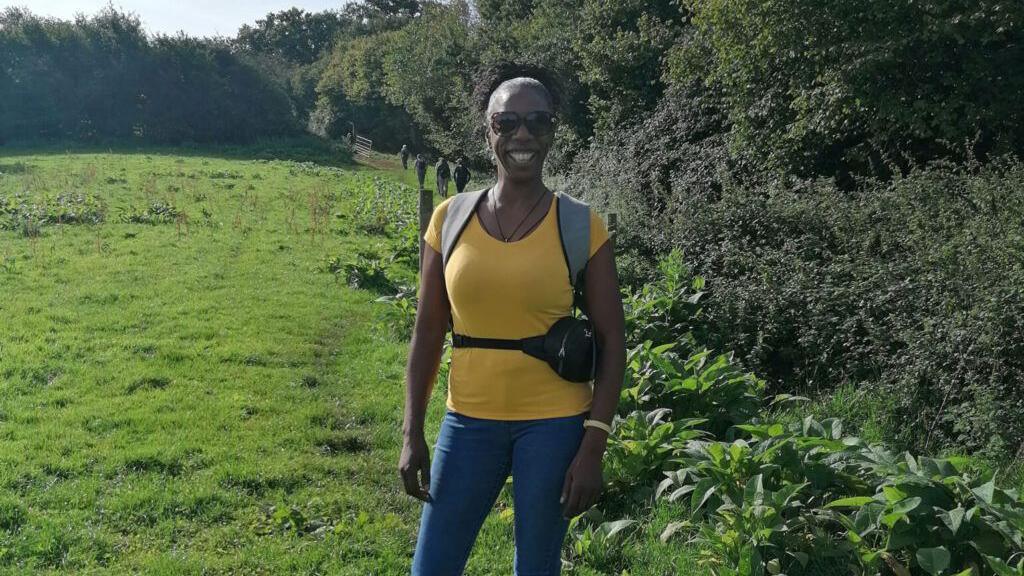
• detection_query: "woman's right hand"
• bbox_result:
[399,433,432,502]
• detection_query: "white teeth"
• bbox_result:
[508,151,535,164]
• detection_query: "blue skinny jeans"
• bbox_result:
[411,409,586,575]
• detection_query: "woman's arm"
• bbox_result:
[561,241,626,518]
[399,245,451,502]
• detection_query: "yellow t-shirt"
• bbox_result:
[423,193,609,420]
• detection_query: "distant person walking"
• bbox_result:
[415,154,427,190]
[435,157,451,198]
[453,157,472,194]
[400,144,410,170]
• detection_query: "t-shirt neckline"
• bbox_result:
[473,192,556,245]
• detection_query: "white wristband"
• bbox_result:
[583,419,612,435]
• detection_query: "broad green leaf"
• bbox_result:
[973,479,996,505]
[825,496,876,509]
[744,474,765,506]
[883,486,908,503]
[892,497,923,516]
[691,478,717,513]
[598,519,636,541]
[938,507,965,536]
[883,511,909,529]
[984,555,1021,576]
[659,521,691,543]
[915,547,950,576]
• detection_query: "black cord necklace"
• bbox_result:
[490,187,548,242]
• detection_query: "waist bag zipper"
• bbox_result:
[557,324,576,373]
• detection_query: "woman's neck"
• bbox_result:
[491,177,547,209]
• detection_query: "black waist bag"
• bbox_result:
[452,316,597,383]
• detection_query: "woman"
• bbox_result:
[400,65,625,575]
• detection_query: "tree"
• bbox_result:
[378,1,480,155]
[573,0,688,133]
[236,8,344,65]
[673,0,1024,183]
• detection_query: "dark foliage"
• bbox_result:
[0,8,299,144]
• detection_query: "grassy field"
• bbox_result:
[0,147,703,575]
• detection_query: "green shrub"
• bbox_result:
[583,153,1024,458]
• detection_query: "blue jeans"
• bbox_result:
[411,410,587,575]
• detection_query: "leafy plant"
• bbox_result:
[318,254,396,294]
[118,200,180,225]
[604,409,708,504]
[566,515,637,572]
[376,286,418,339]
[621,341,764,438]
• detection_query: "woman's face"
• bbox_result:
[486,83,554,183]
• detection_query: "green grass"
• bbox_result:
[0,147,703,575]
[0,149,426,574]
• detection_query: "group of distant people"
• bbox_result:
[400,144,472,198]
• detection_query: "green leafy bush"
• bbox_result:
[583,153,1024,459]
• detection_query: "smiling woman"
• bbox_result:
[399,63,627,575]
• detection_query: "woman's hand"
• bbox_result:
[399,433,432,502]
[560,442,605,519]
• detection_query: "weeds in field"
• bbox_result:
[118,201,180,225]
[0,191,106,234]
[318,254,396,294]
[353,177,416,237]
[376,287,418,339]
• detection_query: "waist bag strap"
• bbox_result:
[452,334,546,361]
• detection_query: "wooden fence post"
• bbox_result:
[419,188,433,271]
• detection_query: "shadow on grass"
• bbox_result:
[0,136,355,168]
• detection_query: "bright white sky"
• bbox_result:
[10,1,353,38]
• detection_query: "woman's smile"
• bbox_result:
[506,150,537,166]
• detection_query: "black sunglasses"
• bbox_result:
[489,111,556,137]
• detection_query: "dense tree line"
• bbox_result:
[0,8,298,143]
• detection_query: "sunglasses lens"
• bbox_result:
[491,113,521,135]
[524,112,555,136]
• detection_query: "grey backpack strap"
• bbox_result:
[556,192,591,289]
[441,188,489,268]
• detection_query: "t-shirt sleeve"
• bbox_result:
[588,208,610,259]
[423,197,454,254]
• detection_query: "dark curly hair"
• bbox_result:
[471,62,564,119]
